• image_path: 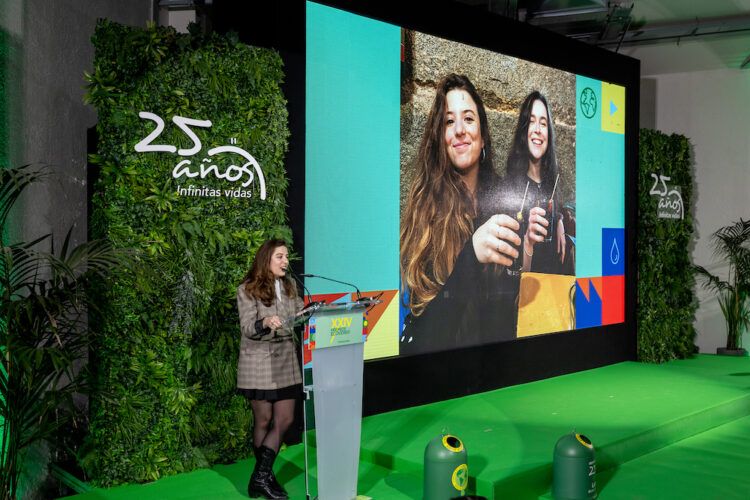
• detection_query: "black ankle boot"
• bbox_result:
[253,446,287,498]
[248,446,287,499]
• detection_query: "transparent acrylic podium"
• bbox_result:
[299,299,379,500]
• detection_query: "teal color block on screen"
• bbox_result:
[305,2,401,294]
[575,76,625,278]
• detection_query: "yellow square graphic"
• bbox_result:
[517,273,576,338]
[601,82,625,134]
[363,291,400,360]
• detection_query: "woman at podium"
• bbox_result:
[400,74,520,355]
[236,238,303,499]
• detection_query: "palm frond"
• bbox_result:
[711,218,750,267]
[0,166,48,234]
[1,244,53,299]
[693,265,731,293]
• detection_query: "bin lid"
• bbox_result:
[424,434,466,460]
[554,433,594,458]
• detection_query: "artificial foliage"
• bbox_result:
[84,20,291,485]
[637,129,696,362]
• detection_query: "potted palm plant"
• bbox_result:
[694,218,750,356]
[0,165,124,499]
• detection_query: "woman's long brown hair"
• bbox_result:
[506,91,559,187]
[400,74,494,316]
[242,238,296,307]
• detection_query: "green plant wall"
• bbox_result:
[637,129,696,362]
[84,21,291,485]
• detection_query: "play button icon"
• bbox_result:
[601,82,624,134]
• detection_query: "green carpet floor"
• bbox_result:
[358,354,750,498]
[62,354,750,499]
[595,413,750,499]
[62,443,421,500]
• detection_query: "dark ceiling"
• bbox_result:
[456,0,750,66]
[171,0,750,72]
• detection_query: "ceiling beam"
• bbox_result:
[594,14,750,47]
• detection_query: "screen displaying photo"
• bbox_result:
[304,1,625,359]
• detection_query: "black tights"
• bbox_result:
[251,398,296,453]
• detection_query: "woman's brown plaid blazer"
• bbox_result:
[236,283,303,391]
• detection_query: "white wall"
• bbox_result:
[159,8,196,33]
[645,68,750,352]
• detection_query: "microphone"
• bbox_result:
[300,273,362,301]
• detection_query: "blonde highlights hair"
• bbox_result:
[400,74,494,316]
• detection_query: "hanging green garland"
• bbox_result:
[84,20,291,485]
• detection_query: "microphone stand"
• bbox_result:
[287,268,326,320]
[287,267,314,304]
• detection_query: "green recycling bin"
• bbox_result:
[552,432,597,500]
[424,434,468,500]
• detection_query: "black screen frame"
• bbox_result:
[211,0,639,416]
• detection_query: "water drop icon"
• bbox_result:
[610,238,620,265]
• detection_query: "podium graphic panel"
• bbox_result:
[310,342,364,499]
[310,310,364,349]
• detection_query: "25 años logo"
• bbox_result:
[135,112,266,199]
[649,173,684,220]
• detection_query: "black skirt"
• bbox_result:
[237,383,302,402]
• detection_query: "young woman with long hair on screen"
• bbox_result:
[400,73,521,353]
[505,91,568,274]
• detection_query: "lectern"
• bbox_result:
[299,299,379,500]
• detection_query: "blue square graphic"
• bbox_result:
[602,228,625,276]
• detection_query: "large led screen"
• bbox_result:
[304,1,626,360]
